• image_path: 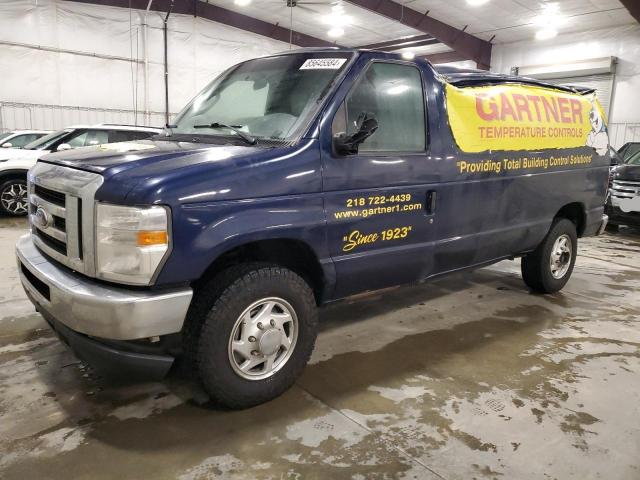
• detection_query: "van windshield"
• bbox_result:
[23,129,72,150]
[168,52,353,143]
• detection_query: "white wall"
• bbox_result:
[0,0,290,130]
[491,25,640,147]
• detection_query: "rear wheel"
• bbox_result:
[521,218,577,293]
[0,178,28,216]
[189,264,318,409]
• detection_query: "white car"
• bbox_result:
[0,124,162,216]
[0,130,51,149]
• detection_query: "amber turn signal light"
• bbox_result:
[137,230,168,246]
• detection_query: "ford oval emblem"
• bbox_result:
[34,206,53,229]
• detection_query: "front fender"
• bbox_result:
[0,159,36,176]
[154,193,333,290]
[0,147,41,170]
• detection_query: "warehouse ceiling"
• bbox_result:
[68,0,638,69]
[203,0,636,51]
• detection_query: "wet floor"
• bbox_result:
[1,219,639,479]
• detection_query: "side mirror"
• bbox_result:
[1,142,12,148]
[56,143,72,151]
[334,113,379,155]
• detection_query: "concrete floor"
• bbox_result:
[1,218,639,480]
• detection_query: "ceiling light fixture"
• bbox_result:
[322,14,352,27]
[466,0,490,5]
[401,51,416,60]
[328,27,345,38]
[533,3,566,40]
[234,0,252,6]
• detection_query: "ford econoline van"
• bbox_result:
[17,49,609,408]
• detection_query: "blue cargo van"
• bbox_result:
[17,49,609,408]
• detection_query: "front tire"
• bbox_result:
[521,218,577,294]
[191,264,318,409]
[0,178,28,216]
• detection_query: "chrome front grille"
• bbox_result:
[28,162,103,276]
[30,185,68,254]
[610,180,640,199]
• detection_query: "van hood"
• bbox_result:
[39,138,317,205]
[612,164,640,182]
[40,140,261,176]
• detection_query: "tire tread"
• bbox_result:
[521,218,577,294]
[186,263,318,409]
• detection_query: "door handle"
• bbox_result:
[426,191,437,215]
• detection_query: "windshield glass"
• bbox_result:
[0,132,12,143]
[620,142,640,161]
[626,150,640,166]
[170,52,353,142]
[23,129,72,150]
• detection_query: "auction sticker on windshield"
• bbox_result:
[300,58,347,70]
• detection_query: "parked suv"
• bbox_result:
[606,149,640,228]
[16,50,609,408]
[0,124,161,215]
[0,130,50,149]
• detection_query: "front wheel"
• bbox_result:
[521,218,577,294]
[0,178,28,216]
[192,264,318,409]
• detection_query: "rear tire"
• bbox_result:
[0,178,28,216]
[188,263,318,409]
[521,218,577,294]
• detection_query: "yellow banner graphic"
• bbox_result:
[445,83,608,154]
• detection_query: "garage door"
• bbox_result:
[543,74,614,116]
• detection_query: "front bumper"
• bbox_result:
[597,214,609,235]
[41,312,176,379]
[17,234,193,340]
[16,234,193,376]
[605,204,640,227]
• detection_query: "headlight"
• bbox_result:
[96,204,170,285]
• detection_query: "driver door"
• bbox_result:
[321,60,437,299]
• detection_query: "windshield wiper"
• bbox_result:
[192,122,257,145]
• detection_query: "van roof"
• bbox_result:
[272,48,595,96]
[434,65,596,95]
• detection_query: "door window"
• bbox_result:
[335,62,426,153]
[85,130,109,146]
[8,134,39,147]
[108,130,156,143]
[65,130,90,148]
[66,129,109,148]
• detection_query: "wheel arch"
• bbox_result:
[0,169,29,182]
[554,202,586,237]
[194,238,327,305]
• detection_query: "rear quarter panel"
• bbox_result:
[428,80,609,274]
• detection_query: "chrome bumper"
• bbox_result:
[16,234,193,341]
[597,214,609,235]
